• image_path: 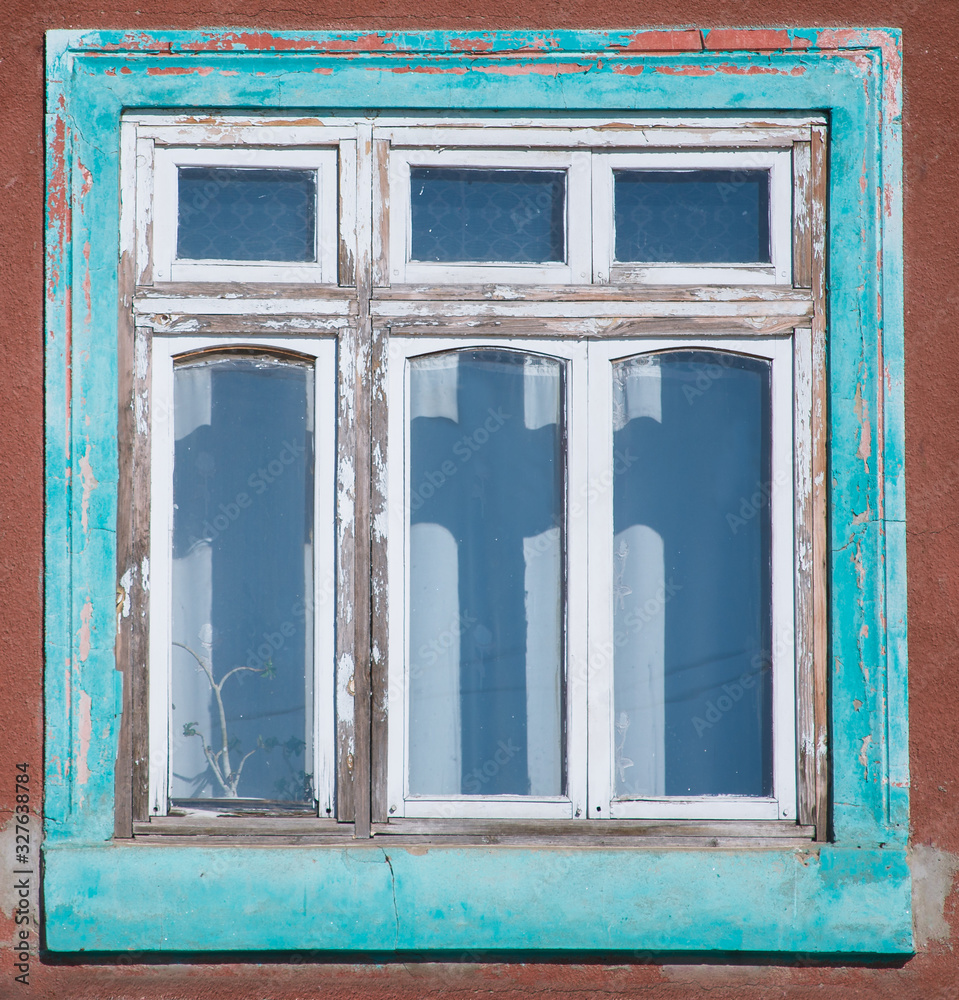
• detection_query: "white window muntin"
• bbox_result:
[592,150,792,285]
[585,336,797,822]
[148,334,337,817]
[386,335,589,820]
[388,149,592,285]
[151,146,339,283]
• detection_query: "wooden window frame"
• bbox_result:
[119,112,827,843]
[146,335,339,819]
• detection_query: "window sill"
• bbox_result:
[42,840,912,954]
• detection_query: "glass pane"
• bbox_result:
[177,167,317,262]
[614,169,770,264]
[170,354,315,805]
[407,350,564,796]
[612,350,772,798]
[410,168,566,263]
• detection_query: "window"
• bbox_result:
[125,115,825,834]
[45,29,909,956]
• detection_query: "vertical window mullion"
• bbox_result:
[585,341,615,818]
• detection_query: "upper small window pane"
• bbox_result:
[177,167,317,262]
[614,169,770,264]
[410,168,566,263]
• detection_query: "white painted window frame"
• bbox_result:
[586,336,798,822]
[387,148,592,285]
[592,150,793,285]
[147,334,338,818]
[385,335,589,820]
[150,145,339,284]
[386,334,798,822]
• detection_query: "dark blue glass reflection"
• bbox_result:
[409,350,564,796]
[171,354,314,804]
[177,167,317,262]
[613,350,773,797]
[614,170,770,264]
[410,168,566,263]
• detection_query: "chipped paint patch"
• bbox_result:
[858,734,873,776]
[703,28,814,52]
[76,690,93,786]
[78,600,93,662]
[613,29,702,52]
[78,442,99,534]
[853,384,873,471]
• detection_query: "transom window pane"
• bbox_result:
[177,167,317,262]
[410,168,566,263]
[614,169,770,264]
[170,353,315,805]
[407,349,565,796]
[612,350,772,799]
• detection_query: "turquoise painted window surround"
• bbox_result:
[43,27,909,955]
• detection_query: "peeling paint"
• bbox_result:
[78,441,98,533]
[77,600,93,662]
[76,690,93,787]
[858,734,873,776]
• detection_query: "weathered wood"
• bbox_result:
[135,296,352,318]
[338,139,358,287]
[372,817,815,840]
[792,141,813,288]
[136,281,360,300]
[139,313,350,336]
[373,299,814,322]
[372,138,390,287]
[811,124,830,842]
[114,237,136,836]
[384,315,808,339]
[794,326,816,829]
[369,324,390,824]
[373,123,818,149]
[133,815,347,837]
[374,283,815,303]
[349,122,375,839]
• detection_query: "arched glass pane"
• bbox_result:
[612,350,773,798]
[408,349,565,796]
[170,353,314,805]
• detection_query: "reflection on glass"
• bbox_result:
[410,168,566,263]
[177,167,317,262]
[408,350,564,796]
[614,170,770,264]
[170,353,315,805]
[612,350,772,798]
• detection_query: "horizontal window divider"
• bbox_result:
[375,125,818,147]
[372,284,815,303]
[141,313,354,336]
[131,121,360,144]
[134,298,355,318]
[372,299,815,320]
[136,282,358,300]
[384,316,805,338]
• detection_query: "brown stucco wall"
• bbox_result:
[2,1,958,996]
